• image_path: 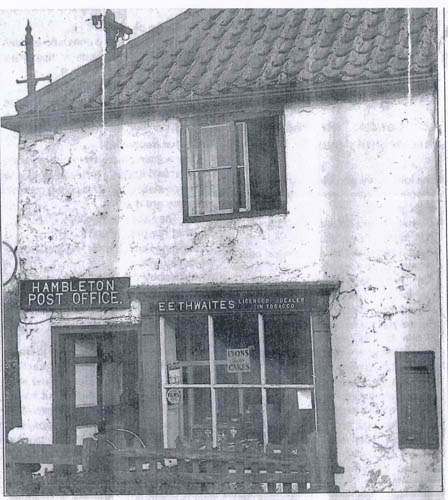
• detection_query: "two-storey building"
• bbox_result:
[1,8,442,494]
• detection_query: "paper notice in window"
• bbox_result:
[297,389,312,409]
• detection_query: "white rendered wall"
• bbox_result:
[15,91,441,491]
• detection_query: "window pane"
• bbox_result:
[76,425,98,445]
[75,339,97,357]
[214,314,261,384]
[186,124,234,216]
[170,388,211,449]
[247,116,281,211]
[216,388,263,451]
[201,125,232,168]
[267,389,315,449]
[218,169,233,210]
[264,313,313,385]
[165,316,210,384]
[186,127,202,171]
[187,171,200,215]
[75,363,97,407]
[188,170,232,216]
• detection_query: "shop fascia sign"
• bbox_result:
[20,277,130,310]
[156,293,306,314]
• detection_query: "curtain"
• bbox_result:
[187,124,233,215]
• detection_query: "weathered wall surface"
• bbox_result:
[16,91,440,491]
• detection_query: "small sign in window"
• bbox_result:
[227,348,250,373]
[297,389,313,410]
[167,361,181,385]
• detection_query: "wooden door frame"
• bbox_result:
[51,323,140,445]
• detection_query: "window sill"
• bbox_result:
[183,208,288,224]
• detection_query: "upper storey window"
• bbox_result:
[181,112,287,222]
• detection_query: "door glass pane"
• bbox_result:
[75,363,97,407]
[76,425,98,445]
[216,388,263,451]
[166,316,210,384]
[102,333,139,433]
[102,336,123,407]
[264,313,313,385]
[76,425,98,472]
[75,339,97,357]
[214,313,260,384]
[266,389,315,450]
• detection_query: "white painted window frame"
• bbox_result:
[160,313,316,450]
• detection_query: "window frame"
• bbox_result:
[180,109,288,223]
[159,312,316,451]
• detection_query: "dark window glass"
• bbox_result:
[216,388,263,451]
[165,316,210,384]
[264,313,313,385]
[214,313,261,385]
[267,389,315,449]
[246,116,281,211]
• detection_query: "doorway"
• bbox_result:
[53,327,140,448]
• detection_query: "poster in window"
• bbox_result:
[227,348,250,373]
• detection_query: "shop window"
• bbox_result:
[181,113,287,222]
[160,312,315,452]
[395,351,439,449]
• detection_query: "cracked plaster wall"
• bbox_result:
[16,92,441,492]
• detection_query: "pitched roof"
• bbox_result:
[12,8,438,118]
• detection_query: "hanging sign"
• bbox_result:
[20,277,130,311]
[227,348,250,373]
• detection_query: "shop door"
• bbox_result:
[54,330,139,448]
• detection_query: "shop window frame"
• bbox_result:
[159,312,316,451]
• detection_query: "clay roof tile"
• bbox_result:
[13,8,436,116]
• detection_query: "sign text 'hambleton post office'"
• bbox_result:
[20,277,130,310]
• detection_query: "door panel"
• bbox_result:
[55,331,139,446]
